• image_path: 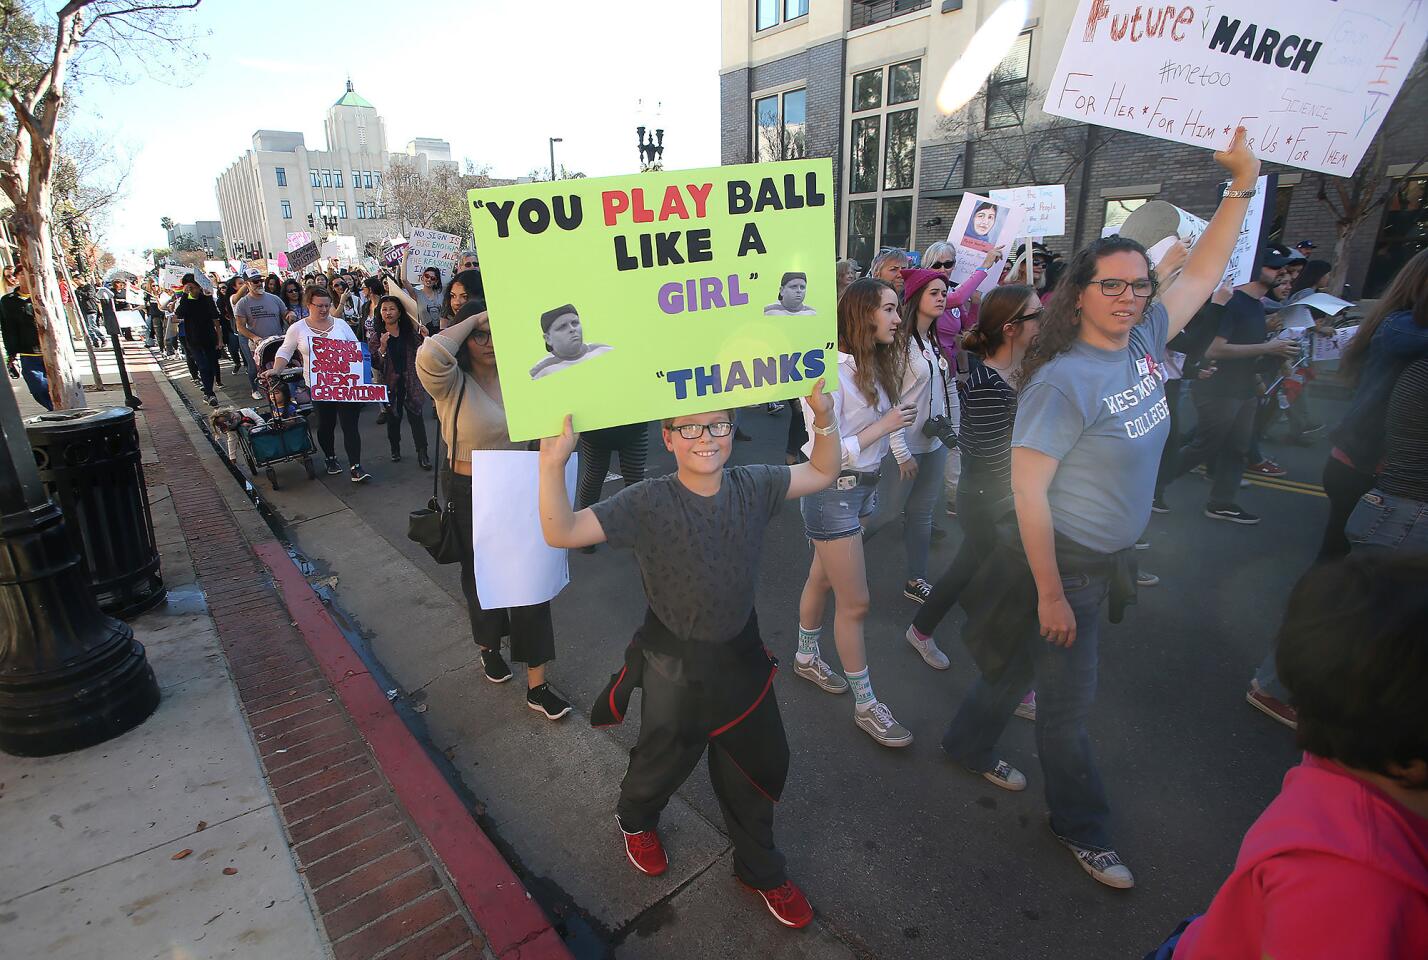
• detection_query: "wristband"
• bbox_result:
[812,418,838,437]
[1223,187,1256,199]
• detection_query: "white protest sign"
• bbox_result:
[159,265,188,288]
[320,236,358,261]
[988,184,1066,238]
[1120,175,1273,286]
[286,231,313,252]
[304,335,388,404]
[1220,175,1274,287]
[1043,1,1428,176]
[469,451,578,609]
[1293,293,1353,316]
[1309,323,1357,362]
[946,193,1025,296]
[404,228,461,287]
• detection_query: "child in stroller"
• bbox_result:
[267,380,300,419]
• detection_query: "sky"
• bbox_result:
[68,0,722,255]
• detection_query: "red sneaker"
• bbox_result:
[1246,683,1298,729]
[744,879,814,929]
[1245,459,1288,478]
[619,822,668,876]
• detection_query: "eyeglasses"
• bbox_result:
[929,260,954,270]
[468,328,491,344]
[1089,278,1158,298]
[1009,309,1043,324]
[669,421,734,440]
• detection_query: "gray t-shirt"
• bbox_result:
[234,292,288,341]
[415,289,443,328]
[1011,302,1171,554]
[591,464,791,643]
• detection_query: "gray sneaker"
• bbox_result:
[904,625,950,670]
[794,657,848,694]
[980,759,1027,792]
[854,702,913,748]
[1060,839,1136,889]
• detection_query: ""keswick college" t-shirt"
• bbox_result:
[1011,302,1170,554]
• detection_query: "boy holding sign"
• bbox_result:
[536,383,843,929]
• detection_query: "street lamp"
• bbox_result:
[549,137,562,181]
[637,124,665,171]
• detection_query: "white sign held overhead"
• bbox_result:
[945,193,1026,296]
[1042,1,1428,176]
[988,185,1066,238]
[404,228,461,287]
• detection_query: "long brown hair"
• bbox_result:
[963,284,1035,359]
[1016,236,1152,388]
[838,277,904,406]
[895,274,948,357]
[1340,249,1428,386]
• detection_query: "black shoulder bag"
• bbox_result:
[407,380,465,563]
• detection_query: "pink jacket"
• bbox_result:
[1174,753,1428,959]
[933,268,986,361]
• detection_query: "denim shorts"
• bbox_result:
[801,481,878,541]
[1345,489,1428,554]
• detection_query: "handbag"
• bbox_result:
[407,380,465,564]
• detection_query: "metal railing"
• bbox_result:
[851,0,931,30]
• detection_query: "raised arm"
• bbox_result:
[1160,127,1261,337]
[786,379,841,498]
[537,415,608,548]
[415,308,478,401]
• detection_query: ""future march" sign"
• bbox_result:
[1043,1,1428,176]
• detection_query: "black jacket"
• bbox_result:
[1,291,41,357]
[175,294,220,346]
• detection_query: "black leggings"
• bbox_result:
[576,423,649,510]
[313,401,362,465]
[386,397,429,456]
[913,482,1007,636]
[1317,456,1376,562]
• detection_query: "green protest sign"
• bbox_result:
[467,159,836,442]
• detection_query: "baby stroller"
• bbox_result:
[254,335,314,407]
[237,350,317,490]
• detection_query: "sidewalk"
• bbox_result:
[1,344,565,960]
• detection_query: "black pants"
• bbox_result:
[786,402,808,460]
[386,400,429,457]
[1176,390,1256,506]
[616,652,787,890]
[177,335,199,381]
[187,339,218,397]
[1153,380,1184,499]
[444,470,555,666]
[576,423,648,510]
[313,400,362,465]
[1317,456,1376,562]
[914,482,1006,636]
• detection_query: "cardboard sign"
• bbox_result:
[469,451,578,608]
[404,228,461,287]
[321,236,358,261]
[988,184,1066,238]
[305,335,388,403]
[286,231,313,252]
[945,193,1025,296]
[467,159,838,442]
[1043,1,1428,176]
[380,242,408,268]
[288,240,320,273]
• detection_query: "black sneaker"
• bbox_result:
[324,457,341,475]
[1151,497,1170,514]
[1205,504,1260,525]
[903,578,932,603]
[480,648,512,683]
[527,683,572,720]
[350,465,371,483]
[390,449,402,462]
[1134,538,1150,551]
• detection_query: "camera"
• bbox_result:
[922,415,957,447]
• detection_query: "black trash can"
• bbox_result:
[25,408,165,618]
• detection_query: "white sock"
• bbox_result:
[796,625,821,665]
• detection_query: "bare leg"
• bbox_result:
[798,548,830,634]
[806,536,871,674]
[527,663,546,689]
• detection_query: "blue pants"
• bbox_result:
[942,571,1114,849]
[19,355,52,410]
[868,444,950,581]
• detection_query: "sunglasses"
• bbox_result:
[928,260,954,270]
[669,421,734,440]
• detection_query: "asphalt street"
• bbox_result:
[192,352,1328,959]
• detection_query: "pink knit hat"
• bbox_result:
[899,268,949,305]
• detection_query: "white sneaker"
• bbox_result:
[1060,839,1135,889]
[904,625,950,670]
[980,759,1027,792]
[251,390,263,400]
[854,702,913,747]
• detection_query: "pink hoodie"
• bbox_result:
[933,268,986,362]
[1174,753,1428,959]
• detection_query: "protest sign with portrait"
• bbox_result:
[305,336,388,403]
[468,159,837,442]
[988,185,1065,238]
[945,193,1025,297]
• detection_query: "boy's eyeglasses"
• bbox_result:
[669,421,734,440]
[1090,278,1158,298]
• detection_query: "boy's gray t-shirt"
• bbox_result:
[235,292,288,340]
[1011,302,1171,554]
[591,464,791,644]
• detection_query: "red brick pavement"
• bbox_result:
[136,371,569,960]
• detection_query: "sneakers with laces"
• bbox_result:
[903,578,933,603]
[1246,681,1298,729]
[480,648,513,683]
[1059,838,1135,889]
[1151,496,1170,514]
[350,465,371,483]
[1205,503,1260,524]
[904,625,950,670]
[526,683,572,720]
[1133,538,1150,551]
[1245,459,1287,477]
[1136,571,1160,587]
[324,457,341,475]
[618,819,669,876]
[854,702,913,747]
[742,879,813,929]
[794,657,849,694]
[980,759,1027,792]
[1014,690,1037,721]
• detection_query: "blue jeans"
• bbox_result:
[942,571,1113,850]
[19,355,52,410]
[1345,489,1428,554]
[868,444,950,580]
[800,480,878,541]
[237,337,260,393]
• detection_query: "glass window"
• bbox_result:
[280,200,292,219]
[756,0,778,30]
[321,169,332,188]
[357,204,366,220]
[364,171,373,189]
[782,89,807,160]
[784,0,808,19]
[847,200,877,272]
[881,197,913,252]
[850,116,880,194]
[352,170,361,189]
[1267,185,1293,245]
[883,109,917,191]
[1365,177,1428,297]
[754,95,780,163]
[373,172,381,188]
[334,171,343,188]
[888,61,921,105]
[986,32,1032,129]
[853,69,883,112]
[309,170,320,188]
[275,167,287,187]
[1103,197,1148,230]
[337,201,347,219]
[314,201,323,217]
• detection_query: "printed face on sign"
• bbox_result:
[764,271,816,316]
[530,304,614,380]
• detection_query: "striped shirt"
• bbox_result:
[957,356,1016,494]
[1379,357,1428,503]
